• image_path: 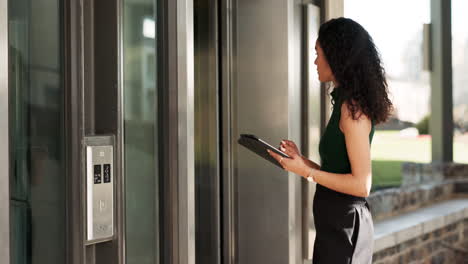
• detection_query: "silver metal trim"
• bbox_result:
[0,0,10,261]
[163,0,196,263]
[287,1,305,263]
[302,3,320,260]
[177,0,196,263]
[116,0,125,263]
[220,1,237,263]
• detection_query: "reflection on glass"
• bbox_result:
[9,0,65,263]
[123,0,159,263]
[452,0,468,164]
[345,0,431,189]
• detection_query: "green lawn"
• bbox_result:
[371,130,468,190]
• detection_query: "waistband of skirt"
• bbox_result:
[315,184,368,206]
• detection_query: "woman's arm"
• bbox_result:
[269,101,372,197]
[301,155,321,170]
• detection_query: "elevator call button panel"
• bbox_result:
[86,139,114,244]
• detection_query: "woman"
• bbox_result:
[268,17,393,263]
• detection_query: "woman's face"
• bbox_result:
[314,41,335,83]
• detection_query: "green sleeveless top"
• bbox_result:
[318,87,375,174]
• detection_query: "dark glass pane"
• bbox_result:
[9,0,65,263]
[194,0,221,263]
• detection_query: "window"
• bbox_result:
[452,0,468,164]
[345,0,431,190]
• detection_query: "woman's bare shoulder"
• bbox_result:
[340,100,371,133]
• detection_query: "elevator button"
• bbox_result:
[99,200,106,212]
[103,164,111,183]
[94,165,102,184]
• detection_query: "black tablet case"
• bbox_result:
[237,134,290,169]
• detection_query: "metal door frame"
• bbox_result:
[0,0,10,262]
[159,0,196,263]
[66,0,198,263]
[64,0,124,263]
[63,1,85,263]
[219,1,236,263]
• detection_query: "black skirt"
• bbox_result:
[312,185,374,264]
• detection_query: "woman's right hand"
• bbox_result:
[279,140,301,157]
[279,139,322,172]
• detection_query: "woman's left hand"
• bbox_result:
[268,140,309,178]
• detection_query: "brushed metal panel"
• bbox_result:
[162,0,196,263]
[177,0,196,263]
[302,4,320,260]
[287,1,304,263]
[232,0,303,263]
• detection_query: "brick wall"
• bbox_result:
[368,181,456,221]
[372,219,468,264]
[402,162,468,186]
[368,162,468,221]
[370,162,468,263]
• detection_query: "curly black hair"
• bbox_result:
[318,17,394,125]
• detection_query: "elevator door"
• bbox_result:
[194,1,322,264]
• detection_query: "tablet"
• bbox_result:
[237,134,290,169]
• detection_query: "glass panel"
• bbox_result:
[452,0,468,164]
[9,0,65,263]
[123,0,159,263]
[345,0,431,190]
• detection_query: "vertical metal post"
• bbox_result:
[430,0,453,163]
[0,0,9,262]
[288,1,304,263]
[302,3,321,260]
[161,0,195,263]
[176,0,195,263]
[64,0,85,262]
[116,0,125,263]
[220,1,237,263]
